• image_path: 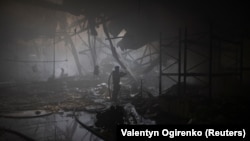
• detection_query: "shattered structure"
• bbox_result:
[0,0,250,140]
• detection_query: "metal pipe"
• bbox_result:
[159,33,162,95]
[184,27,187,95]
[178,28,182,95]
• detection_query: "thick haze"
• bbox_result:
[0,0,249,82]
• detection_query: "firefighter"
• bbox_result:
[93,65,102,81]
[110,66,126,102]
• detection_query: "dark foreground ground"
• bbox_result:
[0,78,249,140]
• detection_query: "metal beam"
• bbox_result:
[209,24,213,98]
[60,16,83,76]
[240,37,243,85]
[102,20,138,83]
[140,46,148,64]
[162,61,178,72]
[178,28,182,95]
[184,27,187,95]
[159,33,162,95]
[105,36,126,40]
[162,72,241,77]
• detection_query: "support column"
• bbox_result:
[209,24,213,99]
[184,27,187,95]
[159,33,162,96]
[178,28,182,95]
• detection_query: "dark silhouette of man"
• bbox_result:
[93,65,99,76]
[111,66,126,102]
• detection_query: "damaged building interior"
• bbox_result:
[0,0,250,140]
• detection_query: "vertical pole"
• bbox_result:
[141,79,143,97]
[183,27,187,95]
[178,28,182,95]
[240,37,243,86]
[218,40,222,70]
[53,35,55,79]
[209,24,213,99]
[87,27,95,67]
[159,33,162,96]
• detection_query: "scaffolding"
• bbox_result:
[159,25,247,98]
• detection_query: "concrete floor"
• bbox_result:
[0,80,109,141]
